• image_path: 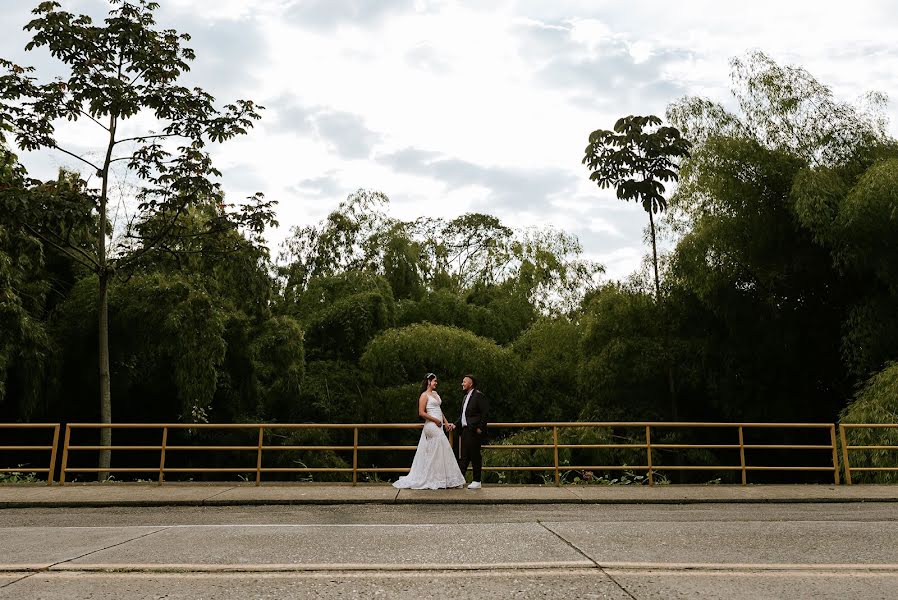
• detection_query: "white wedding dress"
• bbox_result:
[393,392,466,490]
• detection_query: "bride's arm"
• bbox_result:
[418,393,441,425]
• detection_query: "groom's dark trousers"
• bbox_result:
[455,388,488,482]
[457,427,482,482]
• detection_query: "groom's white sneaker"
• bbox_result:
[467,481,481,489]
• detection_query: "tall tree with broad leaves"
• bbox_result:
[0,0,268,478]
[582,115,691,301]
[583,115,691,424]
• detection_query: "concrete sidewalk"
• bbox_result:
[1,483,897,508]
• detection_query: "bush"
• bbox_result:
[839,362,898,483]
[361,323,522,421]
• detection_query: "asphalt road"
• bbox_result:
[2,503,897,599]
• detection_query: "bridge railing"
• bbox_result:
[45,421,845,486]
[484,422,840,485]
[8,421,891,486]
[0,424,60,485]
[839,424,898,485]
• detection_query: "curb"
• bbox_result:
[3,496,898,509]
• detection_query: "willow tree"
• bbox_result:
[0,0,264,477]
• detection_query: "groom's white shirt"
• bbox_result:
[461,389,473,426]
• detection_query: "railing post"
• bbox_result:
[553,426,560,486]
[59,425,71,486]
[158,426,168,486]
[738,426,747,485]
[829,425,840,485]
[352,427,359,486]
[645,425,654,486]
[48,424,60,485]
[255,426,264,486]
[839,425,852,485]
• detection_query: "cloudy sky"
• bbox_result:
[2,1,897,279]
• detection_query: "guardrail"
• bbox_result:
[48,421,844,486]
[839,424,898,485]
[0,424,61,485]
[58,423,423,485]
[484,422,840,486]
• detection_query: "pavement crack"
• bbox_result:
[47,527,170,570]
[538,520,638,600]
[202,487,238,503]
[0,572,36,591]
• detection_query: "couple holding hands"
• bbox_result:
[393,373,488,490]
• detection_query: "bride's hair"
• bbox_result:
[419,372,436,394]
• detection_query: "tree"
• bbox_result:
[512,317,583,421]
[0,143,54,419]
[582,115,690,423]
[360,323,521,422]
[665,51,895,422]
[582,115,691,301]
[0,0,266,477]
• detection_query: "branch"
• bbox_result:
[113,133,189,146]
[127,66,150,88]
[23,224,99,271]
[116,199,190,270]
[51,226,103,269]
[78,108,110,131]
[52,145,101,173]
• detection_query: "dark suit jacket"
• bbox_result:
[454,389,489,434]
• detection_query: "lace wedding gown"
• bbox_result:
[393,392,466,490]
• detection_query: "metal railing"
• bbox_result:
[839,424,898,485]
[50,421,844,486]
[0,423,61,485]
[480,422,840,485]
[58,423,425,485]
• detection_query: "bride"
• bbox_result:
[393,373,466,490]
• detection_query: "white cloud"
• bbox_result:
[2,0,896,281]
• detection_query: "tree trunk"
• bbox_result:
[649,208,682,478]
[648,209,661,302]
[648,210,676,415]
[98,272,112,480]
[97,110,117,481]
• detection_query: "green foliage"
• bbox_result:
[4,42,898,488]
[398,287,535,345]
[279,191,601,315]
[661,50,897,422]
[836,159,898,292]
[839,362,898,483]
[583,115,691,215]
[488,427,650,484]
[264,428,350,482]
[361,323,520,420]
[297,360,374,423]
[372,383,423,423]
[49,273,227,420]
[578,285,670,420]
[487,428,559,484]
[0,0,270,463]
[513,318,583,421]
[250,315,305,420]
[294,272,396,360]
[0,468,41,484]
[0,145,52,416]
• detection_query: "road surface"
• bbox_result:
[2,503,897,598]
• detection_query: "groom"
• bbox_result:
[455,375,488,489]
